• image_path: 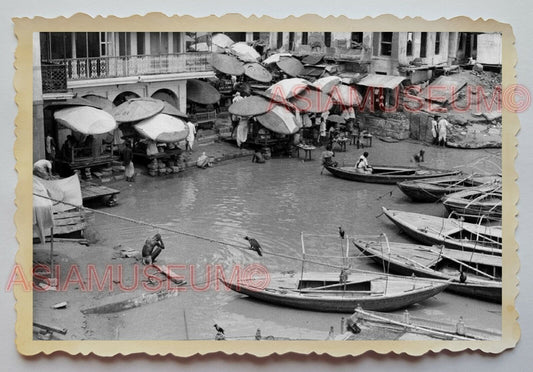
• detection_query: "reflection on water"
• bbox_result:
[92,140,502,340]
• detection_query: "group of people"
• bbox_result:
[431,115,448,146]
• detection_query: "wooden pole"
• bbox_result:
[183,310,189,340]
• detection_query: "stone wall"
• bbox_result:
[362,113,411,140]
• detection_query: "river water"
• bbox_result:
[90,139,502,341]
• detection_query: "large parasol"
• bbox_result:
[161,102,188,119]
[82,94,115,113]
[302,54,325,65]
[210,53,245,76]
[230,42,261,62]
[212,33,234,48]
[186,79,221,105]
[243,63,273,83]
[312,76,342,95]
[134,114,189,143]
[228,95,276,117]
[290,89,333,113]
[266,78,312,101]
[112,98,165,123]
[54,106,117,135]
[276,57,304,77]
[329,84,362,107]
[256,105,301,135]
[262,53,292,64]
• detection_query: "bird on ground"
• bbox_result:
[459,270,467,283]
[213,324,225,334]
[413,149,425,164]
[346,318,361,334]
[338,227,345,239]
[244,236,263,256]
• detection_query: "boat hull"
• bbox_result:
[324,165,460,185]
[352,239,502,303]
[381,207,502,255]
[220,273,449,313]
[397,175,500,203]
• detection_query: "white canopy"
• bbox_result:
[54,106,117,135]
[134,114,189,143]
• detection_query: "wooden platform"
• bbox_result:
[81,184,120,206]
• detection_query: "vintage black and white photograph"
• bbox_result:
[30,27,506,345]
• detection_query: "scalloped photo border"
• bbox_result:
[13,13,519,357]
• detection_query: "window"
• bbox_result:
[380,32,393,56]
[420,32,427,58]
[277,32,283,49]
[137,32,145,55]
[435,32,441,55]
[324,32,332,47]
[118,33,131,56]
[406,32,413,56]
[75,33,87,58]
[289,32,295,50]
[172,33,181,53]
[302,32,308,45]
[351,32,363,46]
[253,32,260,41]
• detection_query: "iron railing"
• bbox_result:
[43,52,212,82]
[41,63,68,93]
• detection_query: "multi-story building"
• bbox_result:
[34,30,496,160]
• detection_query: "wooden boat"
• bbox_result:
[352,308,501,341]
[352,238,501,303]
[220,271,449,313]
[397,174,501,202]
[442,185,502,222]
[381,208,502,255]
[220,232,449,313]
[324,164,460,184]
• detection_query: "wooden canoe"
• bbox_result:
[397,174,501,202]
[352,239,502,303]
[442,185,502,222]
[353,308,501,341]
[219,271,449,313]
[324,164,460,184]
[381,207,502,255]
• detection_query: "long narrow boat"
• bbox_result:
[220,271,450,313]
[324,164,460,184]
[352,238,502,303]
[397,174,501,202]
[442,185,502,222]
[381,208,502,255]
[352,308,501,341]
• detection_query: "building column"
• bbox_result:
[168,32,174,54]
[131,33,138,55]
[144,32,151,54]
[33,32,45,162]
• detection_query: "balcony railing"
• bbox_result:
[44,52,213,82]
[41,63,68,93]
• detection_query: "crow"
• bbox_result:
[346,318,361,334]
[459,270,467,283]
[413,149,425,164]
[338,227,345,239]
[244,236,263,256]
[213,324,224,334]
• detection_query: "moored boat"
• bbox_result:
[219,271,450,313]
[442,185,502,222]
[220,232,450,313]
[352,238,502,303]
[352,308,501,341]
[324,164,460,184]
[397,174,501,202]
[381,207,502,255]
